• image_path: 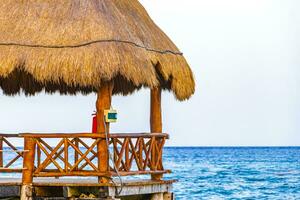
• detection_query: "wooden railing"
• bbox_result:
[0,133,169,181]
[34,134,102,177]
[110,133,167,176]
[0,134,24,172]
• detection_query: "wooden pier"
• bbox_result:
[0,133,174,199]
[0,1,196,199]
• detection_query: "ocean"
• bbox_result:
[1,147,300,199]
[163,147,300,199]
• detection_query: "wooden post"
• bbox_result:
[150,87,163,180]
[64,138,69,173]
[151,88,162,132]
[21,137,36,200]
[37,145,41,168]
[96,82,113,183]
[74,138,79,171]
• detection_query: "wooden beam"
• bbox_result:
[20,133,104,138]
[150,88,162,133]
[33,171,109,177]
[150,87,163,180]
[22,137,36,184]
[21,137,36,199]
[96,82,113,183]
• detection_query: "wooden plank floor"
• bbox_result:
[0,178,176,198]
[0,178,176,187]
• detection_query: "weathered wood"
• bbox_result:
[20,133,105,138]
[20,184,33,200]
[0,178,174,198]
[108,180,173,197]
[151,193,173,200]
[0,134,19,137]
[0,168,24,173]
[151,193,164,200]
[37,145,41,167]
[110,170,171,176]
[109,133,169,138]
[143,137,154,170]
[150,87,163,180]
[37,138,73,170]
[139,138,144,170]
[0,132,168,180]
[96,82,114,183]
[35,186,64,197]
[21,137,36,200]
[0,177,176,187]
[129,139,139,168]
[3,137,23,157]
[115,138,128,170]
[0,135,25,169]
[33,171,109,177]
[69,138,98,171]
[158,139,166,170]
[68,138,100,172]
[125,139,130,171]
[35,139,65,174]
[163,193,173,200]
[0,179,174,199]
[64,138,68,173]
[5,154,22,168]
[128,139,143,170]
[22,137,36,184]
[78,154,97,171]
[77,138,98,155]
[19,133,168,138]
[74,138,79,171]
[150,88,163,133]
[113,141,127,171]
[0,135,24,170]
[110,136,169,176]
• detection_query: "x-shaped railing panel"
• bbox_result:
[110,136,166,173]
[0,135,24,172]
[34,137,101,176]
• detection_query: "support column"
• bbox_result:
[150,88,162,133]
[21,137,36,200]
[96,82,113,183]
[150,87,163,180]
[151,192,173,200]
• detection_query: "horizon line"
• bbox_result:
[164,145,300,148]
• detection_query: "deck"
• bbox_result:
[0,178,175,199]
[0,133,174,199]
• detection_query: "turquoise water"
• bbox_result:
[163,147,300,199]
[1,147,300,199]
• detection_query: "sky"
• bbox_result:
[0,0,299,146]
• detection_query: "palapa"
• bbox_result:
[0,0,195,100]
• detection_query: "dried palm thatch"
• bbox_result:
[0,0,195,101]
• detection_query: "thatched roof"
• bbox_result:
[0,0,195,101]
